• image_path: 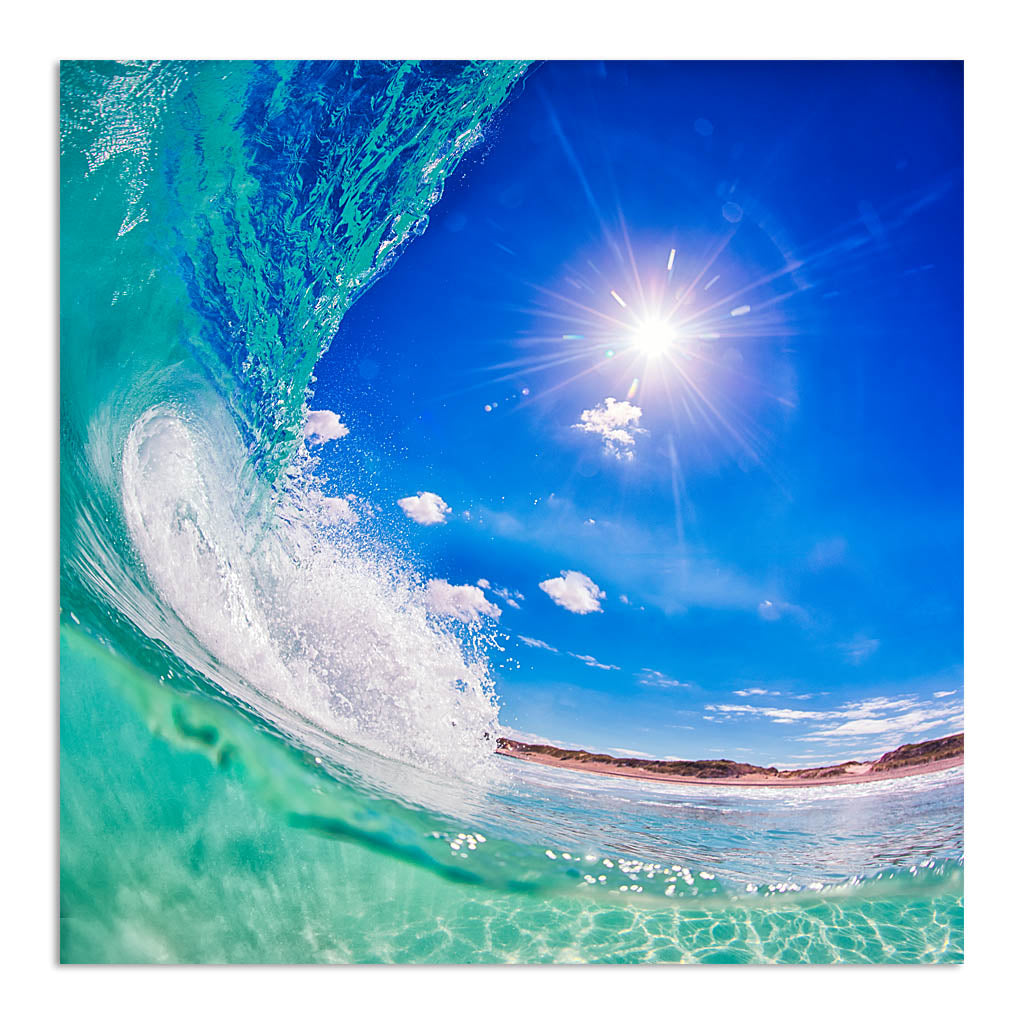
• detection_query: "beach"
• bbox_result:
[497,747,964,787]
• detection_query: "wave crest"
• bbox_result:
[121,406,502,780]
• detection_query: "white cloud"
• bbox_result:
[569,652,620,671]
[733,687,782,697]
[802,712,956,740]
[539,570,605,614]
[703,693,964,748]
[934,690,957,698]
[397,491,452,526]
[619,594,630,605]
[476,578,491,589]
[637,669,687,689]
[573,397,646,460]
[609,747,656,759]
[518,635,559,653]
[424,580,500,624]
[303,409,349,444]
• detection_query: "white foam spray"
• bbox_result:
[120,405,502,783]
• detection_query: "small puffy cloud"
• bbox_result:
[476,578,491,589]
[933,690,957,698]
[573,397,646,460]
[637,669,687,689]
[569,652,620,671]
[303,409,349,444]
[518,635,559,653]
[619,594,630,605]
[609,747,656,759]
[734,687,782,697]
[539,570,605,614]
[424,580,500,624]
[320,496,358,525]
[398,491,452,526]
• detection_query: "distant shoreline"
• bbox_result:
[495,732,964,788]
[497,748,963,787]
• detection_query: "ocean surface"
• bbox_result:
[59,60,964,964]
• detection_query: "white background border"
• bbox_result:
[5,0,1019,1016]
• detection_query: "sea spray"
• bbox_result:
[60,61,963,964]
[62,60,528,786]
[120,404,502,780]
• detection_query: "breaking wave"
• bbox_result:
[59,60,963,963]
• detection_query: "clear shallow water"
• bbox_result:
[60,625,962,964]
[59,60,963,964]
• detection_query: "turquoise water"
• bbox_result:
[59,60,963,964]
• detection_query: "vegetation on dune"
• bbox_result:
[869,733,963,772]
[496,732,963,779]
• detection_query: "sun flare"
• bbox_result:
[632,318,675,357]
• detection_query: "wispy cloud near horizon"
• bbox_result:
[703,691,963,749]
[637,669,688,689]
[517,635,559,653]
[570,652,620,671]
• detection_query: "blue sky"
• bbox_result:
[306,61,963,768]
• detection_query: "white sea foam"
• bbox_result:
[120,405,501,782]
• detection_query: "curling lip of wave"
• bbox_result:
[61,61,530,784]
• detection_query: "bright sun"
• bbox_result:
[632,318,675,357]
